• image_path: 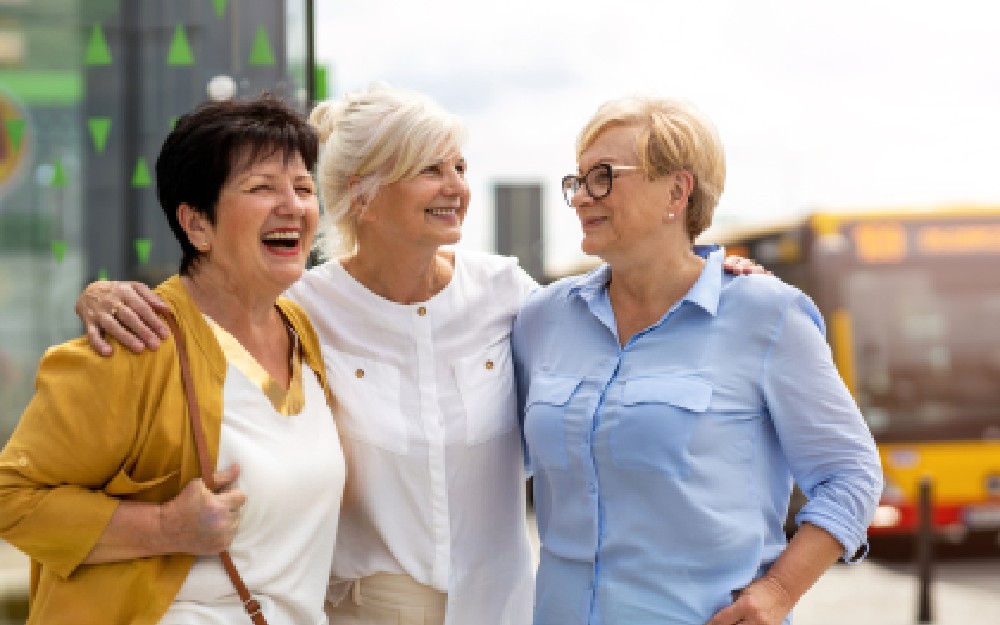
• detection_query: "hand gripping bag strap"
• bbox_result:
[163,311,268,625]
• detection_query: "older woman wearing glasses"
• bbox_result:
[512,96,883,625]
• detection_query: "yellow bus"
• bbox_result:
[708,208,1000,542]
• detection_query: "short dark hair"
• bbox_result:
[155,94,319,275]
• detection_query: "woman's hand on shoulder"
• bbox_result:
[75,280,171,356]
[723,255,771,276]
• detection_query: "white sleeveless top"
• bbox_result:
[159,322,345,625]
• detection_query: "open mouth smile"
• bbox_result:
[261,229,302,255]
[426,207,459,217]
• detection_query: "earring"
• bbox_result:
[667,212,675,220]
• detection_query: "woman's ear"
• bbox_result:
[349,175,379,223]
[670,170,695,207]
[663,170,694,224]
[177,203,213,252]
[348,175,366,212]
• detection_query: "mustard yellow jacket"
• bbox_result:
[0,275,334,625]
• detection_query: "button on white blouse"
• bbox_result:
[287,250,538,625]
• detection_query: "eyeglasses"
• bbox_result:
[560,163,641,207]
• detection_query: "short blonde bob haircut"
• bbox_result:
[308,83,466,258]
[576,96,726,241]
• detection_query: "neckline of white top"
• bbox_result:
[326,250,462,310]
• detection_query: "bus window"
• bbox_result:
[844,265,1000,441]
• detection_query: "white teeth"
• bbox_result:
[262,231,300,241]
[426,208,457,215]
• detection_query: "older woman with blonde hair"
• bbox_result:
[513,96,883,625]
[293,84,539,625]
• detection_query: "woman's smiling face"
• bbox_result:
[360,150,471,250]
[196,149,319,296]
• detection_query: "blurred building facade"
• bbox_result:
[494,181,545,283]
[0,0,318,446]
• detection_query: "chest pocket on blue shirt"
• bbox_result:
[524,374,582,469]
[610,375,712,477]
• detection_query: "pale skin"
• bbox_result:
[83,151,319,562]
[571,124,844,625]
[337,153,471,304]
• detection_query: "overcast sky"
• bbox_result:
[315,0,1000,274]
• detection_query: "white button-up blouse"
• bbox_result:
[287,249,538,625]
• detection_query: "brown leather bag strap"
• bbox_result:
[163,311,268,625]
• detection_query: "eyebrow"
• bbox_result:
[576,160,609,174]
[235,171,314,184]
[578,158,635,173]
[431,154,467,164]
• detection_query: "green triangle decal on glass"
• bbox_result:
[249,26,275,66]
[98,268,109,281]
[314,65,329,101]
[167,24,195,66]
[135,239,152,265]
[4,118,25,151]
[88,117,111,153]
[51,240,68,264]
[85,24,112,65]
[131,157,152,188]
[50,161,67,187]
[211,0,227,18]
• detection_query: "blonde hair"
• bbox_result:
[308,83,466,258]
[577,96,725,240]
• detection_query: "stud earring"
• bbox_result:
[667,212,675,220]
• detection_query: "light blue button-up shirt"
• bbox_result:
[512,247,882,625]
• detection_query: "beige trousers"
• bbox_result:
[326,573,447,625]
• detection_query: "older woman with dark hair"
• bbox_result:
[0,95,345,625]
[513,96,883,625]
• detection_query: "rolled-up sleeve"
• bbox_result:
[0,341,133,579]
[761,293,884,561]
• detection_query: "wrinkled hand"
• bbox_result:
[706,576,794,625]
[159,464,247,555]
[723,255,772,276]
[75,280,171,356]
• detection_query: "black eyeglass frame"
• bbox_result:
[560,163,642,207]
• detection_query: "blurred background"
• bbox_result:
[1,1,999,623]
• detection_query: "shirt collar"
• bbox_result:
[566,244,724,316]
[567,263,612,304]
[685,245,724,316]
